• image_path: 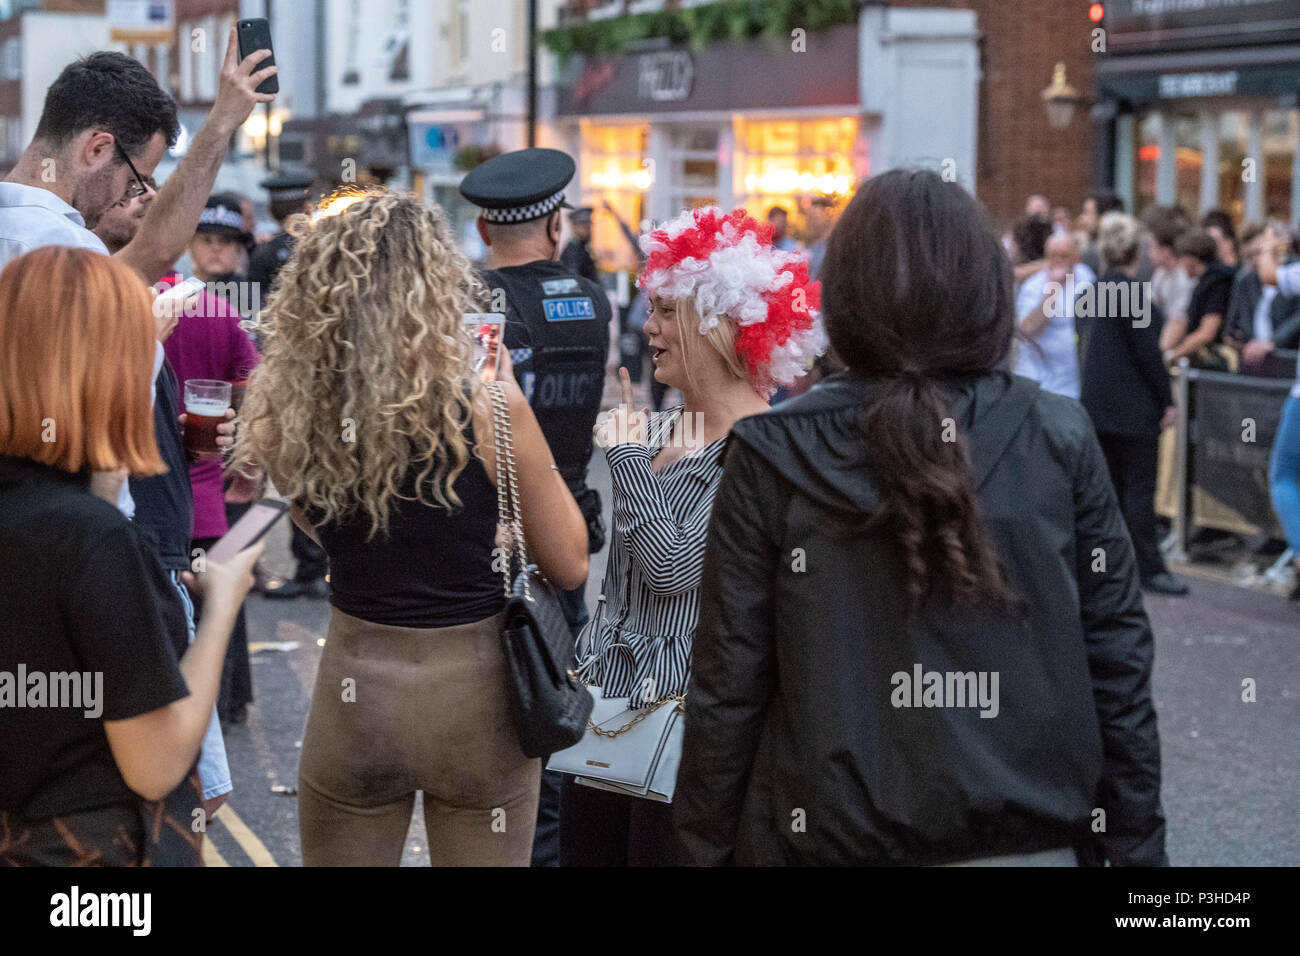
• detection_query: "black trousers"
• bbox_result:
[559,776,680,867]
[529,581,590,867]
[1096,430,1168,581]
[291,520,329,582]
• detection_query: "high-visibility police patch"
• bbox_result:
[541,277,581,296]
[543,297,596,321]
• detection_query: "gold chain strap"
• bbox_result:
[486,381,531,602]
[584,690,686,738]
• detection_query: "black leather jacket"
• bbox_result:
[675,370,1169,866]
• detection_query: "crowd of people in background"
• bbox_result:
[1000,187,1300,599]
[2,26,1297,870]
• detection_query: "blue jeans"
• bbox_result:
[1270,390,1300,555]
[169,571,233,800]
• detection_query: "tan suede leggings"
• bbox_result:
[298,607,540,866]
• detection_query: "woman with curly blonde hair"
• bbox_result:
[235,191,588,866]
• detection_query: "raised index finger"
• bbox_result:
[618,367,634,407]
[221,26,238,73]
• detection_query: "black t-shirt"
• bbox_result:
[1186,260,1235,341]
[0,456,191,819]
[313,418,506,629]
[128,360,194,570]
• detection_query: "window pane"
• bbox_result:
[1172,113,1202,219]
[1217,111,1249,224]
[1134,112,1159,218]
[1262,108,1297,221]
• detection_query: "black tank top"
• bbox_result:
[315,417,504,628]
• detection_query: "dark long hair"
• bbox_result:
[821,169,1016,611]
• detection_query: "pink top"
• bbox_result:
[161,273,260,539]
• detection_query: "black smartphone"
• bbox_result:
[237,18,279,95]
[206,498,289,564]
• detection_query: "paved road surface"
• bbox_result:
[202,372,1299,867]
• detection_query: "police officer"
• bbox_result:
[560,206,599,284]
[249,174,332,601]
[460,147,612,868]
[248,173,315,297]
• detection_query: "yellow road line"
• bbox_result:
[215,805,279,867]
[202,835,228,867]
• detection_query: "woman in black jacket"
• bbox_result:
[1080,212,1186,596]
[674,169,1169,866]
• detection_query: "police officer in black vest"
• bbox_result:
[248,173,314,308]
[460,147,612,867]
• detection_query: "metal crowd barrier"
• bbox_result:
[1166,352,1297,564]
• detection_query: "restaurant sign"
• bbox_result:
[558,25,858,116]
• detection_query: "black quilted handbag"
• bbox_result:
[486,382,593,758]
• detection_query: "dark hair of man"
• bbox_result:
[1088,188,1124,217]
[767,205,787,220]
[1175,230,1219,264]
[1012,214,1052,264]
[1201,208,1236,240]
[820,168,1017,611]
[33,52,179,157]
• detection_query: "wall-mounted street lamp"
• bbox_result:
[1041,62,1083,129]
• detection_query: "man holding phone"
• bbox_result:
[94,185,238,813]
[0,29,276,523]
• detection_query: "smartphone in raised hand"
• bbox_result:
[464,314,505,380]
[237,18,279,95]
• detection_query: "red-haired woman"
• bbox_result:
[0,247,260,866]
[560,207,825,866]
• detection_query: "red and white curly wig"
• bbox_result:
[637,206,827,398]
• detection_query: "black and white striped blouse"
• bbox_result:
[575,405,728,707]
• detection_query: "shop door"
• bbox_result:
[665,125,721,212]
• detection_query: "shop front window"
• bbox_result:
[1134,112,1159,218]
[1262,108,1298,221]
[737,116,857,245]
[1217,111,1249,224]
[1172,113,1203,219]
[666,126,720,211]
[580,121,650,273]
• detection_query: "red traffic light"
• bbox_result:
[1089,3,1105,22]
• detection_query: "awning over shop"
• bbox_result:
[1096,44,1300,105]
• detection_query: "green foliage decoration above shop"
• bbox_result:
[541,0,860,64]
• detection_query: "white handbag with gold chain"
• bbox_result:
[545,596,686,802]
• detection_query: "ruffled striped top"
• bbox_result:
[575,405,729,707]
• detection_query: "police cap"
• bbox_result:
[260,173,315,204]
[460,148,574,225]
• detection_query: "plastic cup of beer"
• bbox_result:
[183,379,232,459]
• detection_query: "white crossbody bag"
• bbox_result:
[545,596,686,802]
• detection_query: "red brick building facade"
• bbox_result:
[895,0,1099,226]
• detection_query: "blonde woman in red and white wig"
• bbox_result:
[560,207,826,867]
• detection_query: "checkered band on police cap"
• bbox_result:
[479,190,567,224]
[198,204,245,231]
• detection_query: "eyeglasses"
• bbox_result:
[114,139,150,200]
